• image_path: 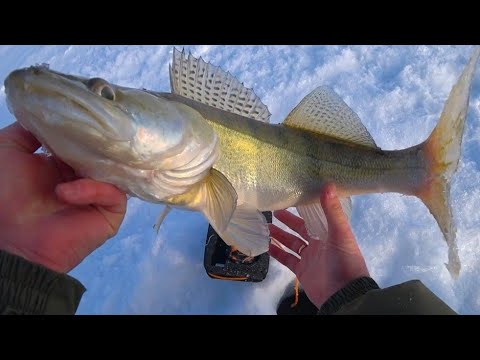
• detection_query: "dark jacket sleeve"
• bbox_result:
[0,250,86,315]
[318,277,457,315]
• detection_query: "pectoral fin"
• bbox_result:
[201,169,238,232]
[167,169,238,233]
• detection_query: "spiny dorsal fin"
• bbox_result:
[169,48,271,123]
[284,86,379,149]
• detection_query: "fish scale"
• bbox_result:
[167,92,423,206]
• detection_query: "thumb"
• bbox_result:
[320,183,357,252]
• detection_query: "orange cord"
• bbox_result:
[208,273,248,281]
[291,277,300,308]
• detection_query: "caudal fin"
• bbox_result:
[417,47,480,279]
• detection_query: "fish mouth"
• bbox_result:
[4,66,135,141]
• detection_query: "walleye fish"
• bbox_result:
[4,47,480,279]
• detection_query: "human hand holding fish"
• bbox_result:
[269,183,370,309]
[0,121,127,273]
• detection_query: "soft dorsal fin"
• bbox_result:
[284,86,379,149]
[169,48,271,123]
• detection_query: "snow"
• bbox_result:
[0,45,479,314]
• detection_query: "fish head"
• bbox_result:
[4,65,206,170]
[5,65,135,144]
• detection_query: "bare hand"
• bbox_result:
[0,122,127,273]
[269,183,370,309]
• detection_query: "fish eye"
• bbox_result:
[87,77,116,101]
[100,85,115,101]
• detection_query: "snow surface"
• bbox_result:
[0,45,479,314]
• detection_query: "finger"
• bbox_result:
[273,209,309,240]
[0,121,41,153]
[269,243,299,274]
[56,178,127,214]
[269,223,308,255]
[320,183,357,249]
